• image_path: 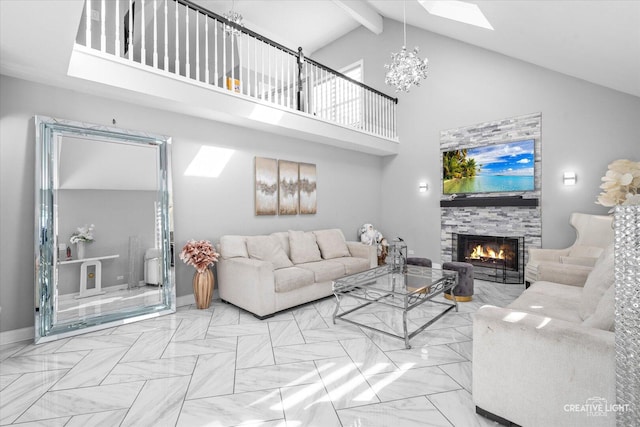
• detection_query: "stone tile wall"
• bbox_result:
[440,113,542,277]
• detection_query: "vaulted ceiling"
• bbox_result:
[197,0,640,98]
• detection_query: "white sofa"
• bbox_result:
[473,245,615,427]
[525,212,613,285]
[217,229,377,318]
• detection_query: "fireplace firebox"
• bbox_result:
[452,233,524,284]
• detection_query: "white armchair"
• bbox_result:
[525,213,613,286]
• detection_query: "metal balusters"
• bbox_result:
[153,0,158,67]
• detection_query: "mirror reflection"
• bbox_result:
[35,116,175,343]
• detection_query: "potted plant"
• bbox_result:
[180,239,220,309]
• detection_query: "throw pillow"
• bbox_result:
[582,284,614,331]
[579,244,614,320]
[246,236,293,270]
[288,230,322,264]
[219,235,248,259]
[314,229,350,260]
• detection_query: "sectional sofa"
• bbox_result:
[216,229,377,318]
[473,244,616,426]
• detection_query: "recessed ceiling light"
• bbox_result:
[418,0,494,30]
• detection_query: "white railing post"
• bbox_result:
[86,0,92,49]
[141,0,146,65]
[100,0,106,52]
[214,19,218,86]
[195,12,200,81]
[174,0,179,74]
[164,0,168,71]
[128,0,133,60]
[185,5,189,78]
[153,0,158,68]
[205,18,209,84]
[115,0,120,56]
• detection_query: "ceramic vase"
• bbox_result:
[76,241,86,259]
[193,268,214,309]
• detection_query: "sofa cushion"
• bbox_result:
[246,236,293,270]
[296,261,346,282]
[219,235,248,259]
[582,284,615,331]
[270,232,291,258]
[329,257,370,275]
[274,267,315,293]
[569,244,604,259]
[579,244,614,320]
[508,281,583,323]
[288,230,322,264]
[314,229,350,260]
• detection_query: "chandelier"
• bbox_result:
[384,2,429,92]
[223,1,244,37]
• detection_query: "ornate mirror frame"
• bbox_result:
[34,116,175,343]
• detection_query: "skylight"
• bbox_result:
[419,0,494,30]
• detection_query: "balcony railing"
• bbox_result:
[76,0,398,140]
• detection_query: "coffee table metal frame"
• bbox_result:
[332,264,458,349]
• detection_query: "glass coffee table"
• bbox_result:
[332,264,458,349]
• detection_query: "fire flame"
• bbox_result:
[469,245,505,260]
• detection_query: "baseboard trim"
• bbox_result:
[0,326,34,345]
[176,294,195,307]
[475,406,521,427]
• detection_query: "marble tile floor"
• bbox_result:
[0,280,524,427]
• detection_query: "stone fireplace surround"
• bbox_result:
[440,113,542,284]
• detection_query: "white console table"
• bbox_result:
[59,255,119,299]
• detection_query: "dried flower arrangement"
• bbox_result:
[69,224,95,244]
[179,240,220,273]
[596,159,640,211]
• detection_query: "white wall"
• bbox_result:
[312,18,640,261]
[0,75,383,332]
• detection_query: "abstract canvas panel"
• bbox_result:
[299,163,317,214]
[278,160,299,215]
[255,157,278,215]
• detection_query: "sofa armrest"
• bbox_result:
[536,262,591,286]
[346,241,377,268]
[217,257,276,317]
[528,247,571,262]
[473,305,615,427]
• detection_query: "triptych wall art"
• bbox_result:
[255,157,317,216]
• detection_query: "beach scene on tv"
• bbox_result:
[443,139,535,194]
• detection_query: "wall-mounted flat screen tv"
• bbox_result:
[442,139,535,195]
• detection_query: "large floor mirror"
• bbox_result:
[34,116,175,343]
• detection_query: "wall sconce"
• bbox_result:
[563,172,577,186]
[419,182,428,192]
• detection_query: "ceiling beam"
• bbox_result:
[332,0,384,35]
